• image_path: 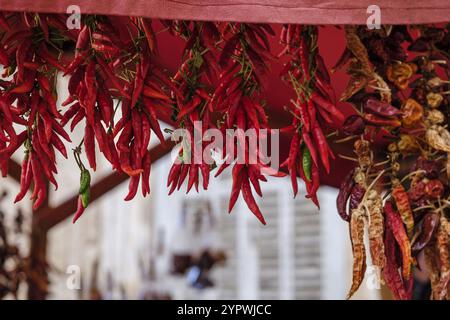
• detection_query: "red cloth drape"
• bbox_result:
[1,0,449,24]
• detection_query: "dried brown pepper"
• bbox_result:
[386,62,417,90]
[401,98,424,127]
[434,215,450,300]
[391,182,415,238]
[366,189,386,269]
[426,125,450,152]
[344,26,373,76]
[347,207,367,299]
[424,246,440,299]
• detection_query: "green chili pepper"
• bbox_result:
[79,169,91,195]
[302,145,312,181]
[81,188,90,209]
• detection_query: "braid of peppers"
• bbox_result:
[336,25,450,300]
[336,25,408,300]
[166,21,220,194]
[62,16,171,203]
[280,25,343,207]
[62,16,130,175]
[115,17,170,200]
[0,12,71,210]
[211,23,280,225]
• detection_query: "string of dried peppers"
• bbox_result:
[336,24,450,300]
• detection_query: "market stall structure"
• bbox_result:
[0,1,449,300]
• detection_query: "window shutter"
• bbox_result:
[249,191,279,300]
[292,198,321,299]
[215,196,238,299]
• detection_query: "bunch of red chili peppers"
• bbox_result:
[165,21,219,195]
[0,13,72,210]
[279,25,344,206]
[210,23,286,225]
[62,17,168,203]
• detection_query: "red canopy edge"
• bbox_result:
[1,0,449,24]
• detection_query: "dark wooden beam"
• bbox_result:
[36,139,174,230]
[7,159,22,183]
[28,182,50,300]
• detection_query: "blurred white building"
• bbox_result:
[41,154,380,300]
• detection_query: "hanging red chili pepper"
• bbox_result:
[384,201,412,280]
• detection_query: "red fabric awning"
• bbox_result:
[1,0,449,24]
